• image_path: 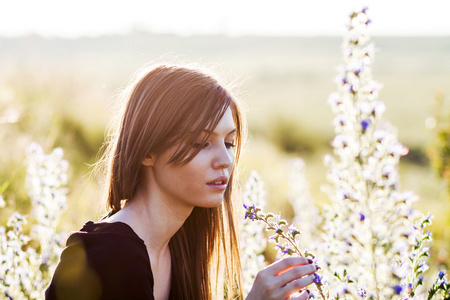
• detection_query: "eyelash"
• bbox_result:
[193,142,209,149]
[225,142,236,149]
[193,142,236,149]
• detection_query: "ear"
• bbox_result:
[142,154,156,167]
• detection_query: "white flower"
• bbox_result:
[241,171,267,296]
[317,8,432,299]
[0,195,5,208]
[1,143,68,299]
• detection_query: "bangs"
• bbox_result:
[167,84,235,165]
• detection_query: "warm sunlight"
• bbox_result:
[1,2,450,299]
[2,0,450,37]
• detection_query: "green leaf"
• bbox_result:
[0,182,10,194]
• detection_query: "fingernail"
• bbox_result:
[307,258,313,264]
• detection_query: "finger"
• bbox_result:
[268,257,312,275]
[275,263,317,287]
[279,274,316,296]
[290,289,311,300]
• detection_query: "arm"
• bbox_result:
[246,257,317,300]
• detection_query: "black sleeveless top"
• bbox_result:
[45,221,182,300]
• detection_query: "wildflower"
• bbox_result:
[360,119,370,132]
[315,7,439,299]
[314,274,322,284]
[328,92,342,109]
[371,101,385,117]
[239,6,447,300]
[357,288,366,297]
[242,181,326,299]
[240,171,267,296]
[288,225,300,238]
[333,114,347,127]
[243,203,258,220]
[393,285,403,295]
[359,213,365,221]
[275,245,294,256]
[0,143,68,299]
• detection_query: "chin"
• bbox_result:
[199,197,224,208]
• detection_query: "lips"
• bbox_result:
[207,175,228,186]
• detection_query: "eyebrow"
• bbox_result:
[206,128,237,137]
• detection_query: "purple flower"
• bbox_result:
[359,213,366,221]
[439,270,446,279]
[361,119,370,132]
[393,285,403,295]
[244,203,258,220]
[275,245,292,255]
[349,85,355,94]
[407,283,413,294]
[313,273,322,284]
[281,248,292,255]
[246,213,257,220]
[357,288,366,297]
[288,225,300,237]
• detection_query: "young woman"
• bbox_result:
[45,64,318,300]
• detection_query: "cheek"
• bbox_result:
[183,156,209,177]
[229,151,236,170]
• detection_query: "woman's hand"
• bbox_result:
[246,256,317,300]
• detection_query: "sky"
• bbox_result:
[1,0,450,38]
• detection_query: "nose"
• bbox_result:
[213,145,234,169]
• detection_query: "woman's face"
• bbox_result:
[143,107,236,210]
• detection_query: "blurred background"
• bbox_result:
[1,0,449,269]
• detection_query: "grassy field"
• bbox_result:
[0,33,449,267]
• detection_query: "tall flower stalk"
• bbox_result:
[241,7,449,300]
[318,7,441,299]
[240,171,268,296]
[0,143,68,299]
[26,142,68,276]
[288,158,320,248]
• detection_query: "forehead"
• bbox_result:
[206,107,235,134]
[168,106,239,165]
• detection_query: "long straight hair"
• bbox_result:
[97,64,245,299]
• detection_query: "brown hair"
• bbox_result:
[97,64,245,299]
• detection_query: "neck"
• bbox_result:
[106,188,193,257]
